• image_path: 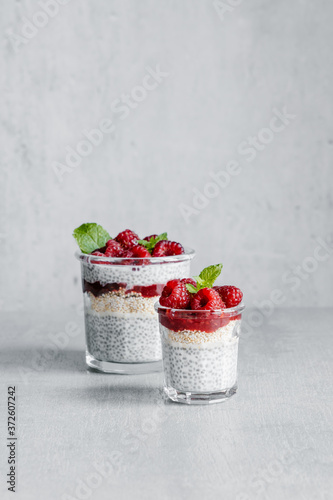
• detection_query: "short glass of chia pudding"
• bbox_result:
[75,249,195,374]
[156,303,245,404]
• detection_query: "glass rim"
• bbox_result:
[155,301,245,317]
[75,247,196,265]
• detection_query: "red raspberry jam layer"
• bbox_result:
[83,280,164,298]
[158,309,241,333]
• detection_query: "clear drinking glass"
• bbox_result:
[76,249,195,374]
[156,303,245,404]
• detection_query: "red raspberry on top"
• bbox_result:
[160,279,191,309]
[105,240,123,257]
[121,244,151,265]
[115,229,138,249]
[91,250,109,265]
[181,278,197,287]
[213,286,243,308]
[191,288,225,311]
[152,240,184,257]
[143,234,158,242]
[128,244,151,258]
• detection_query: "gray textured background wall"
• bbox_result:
[1,0,332,312]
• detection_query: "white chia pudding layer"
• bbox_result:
[84,292,162,363]
[82,259,191,286]
[161,320,240,392]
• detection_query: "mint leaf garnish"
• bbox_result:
[138,232,168,254]
[187,264,223,293]
[185,283,198,294]
[193,276,205,289]
[198,263,223,288]
[73,223,111,254]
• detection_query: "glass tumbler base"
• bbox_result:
[86,351,163,375]
[164,384,237,405]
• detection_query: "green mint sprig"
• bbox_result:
[138,232,168,254]
[73,223,111,254]
[185,264,223,293]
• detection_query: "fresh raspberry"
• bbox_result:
[160,279,191,309]
[143,234,158,242]
[121,244,151,265]
[213,285,243,308]
[120,249,134,265]
[180,278,197,287]
[91,250,108,265]
[191,288,225,311]
[105,240,123,257]
[115,229,138,249]
[128,244,151,258]
[152,240,184,257]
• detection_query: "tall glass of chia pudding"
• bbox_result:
[76,249,195,374]
[156,303,245,404]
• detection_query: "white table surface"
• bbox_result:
[0,308,332,500]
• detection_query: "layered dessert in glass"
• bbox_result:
[156,265,244,404]
[73,224,195,374]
